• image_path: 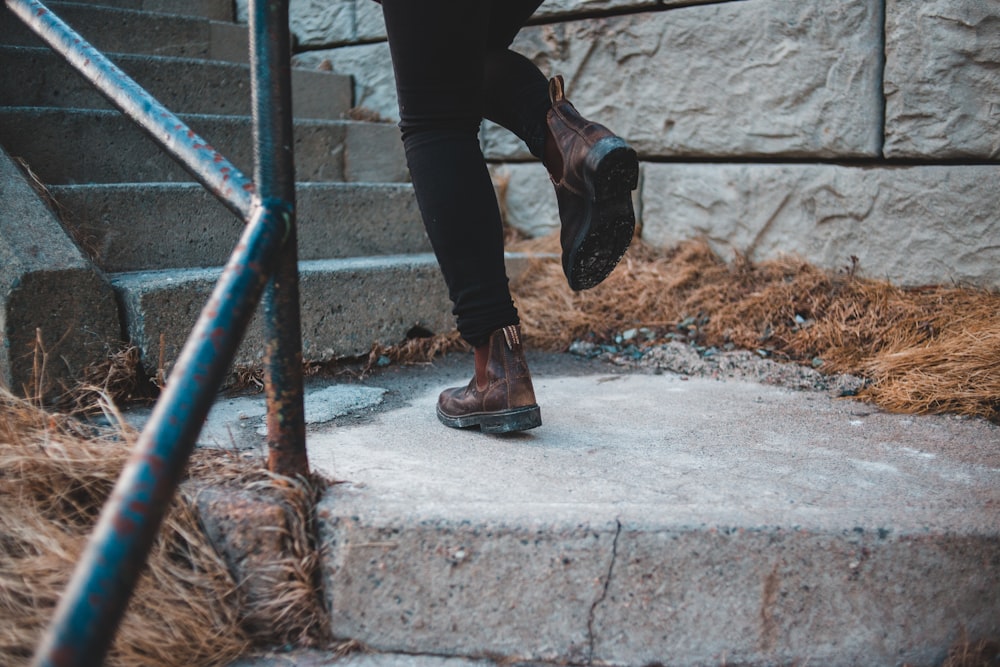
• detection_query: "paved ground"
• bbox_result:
[205,350,999,667]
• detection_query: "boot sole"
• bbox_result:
[565,137,639,291]
[436,403,542,434]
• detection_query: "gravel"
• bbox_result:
[568,338,867,397]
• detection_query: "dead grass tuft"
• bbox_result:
[508,235,1000,422]
[941,635,1000,667]
[0,387,328,666]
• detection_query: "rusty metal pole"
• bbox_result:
[29,200,292,667]
[248,0,309,477]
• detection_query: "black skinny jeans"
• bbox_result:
[381,0,550,347]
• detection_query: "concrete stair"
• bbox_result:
[0,0,467,382]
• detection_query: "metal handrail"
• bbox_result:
[5,0,310,664]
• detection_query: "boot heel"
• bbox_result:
[479,405,542,434]
[586,137,639,201]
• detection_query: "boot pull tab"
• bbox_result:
[548,75,565,105]
[501,325,521,351]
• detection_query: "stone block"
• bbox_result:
[491,162,560,238]
[289,0,356,47]
[640,163,1000,289]
[355,0,386,41]
[534,0,682,19]
[884,0,1000,160]
[0,149,121,397]
[241,0,371,47]
[486,0,884,160]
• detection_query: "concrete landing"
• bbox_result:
[212,352,999,667]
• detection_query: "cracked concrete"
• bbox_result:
[221,351,999,666]
[586,519,621,664]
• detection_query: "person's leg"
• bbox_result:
[381,0,541,433]
[478,1,640,291]
[481,0,550,158]
[381,0,516,347]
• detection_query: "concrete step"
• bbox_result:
[180,352,1000,667]
[109,254,451,377]
[0,47,352,119]
[288,355,997,667]
[0,1,245,62]
[0,107,407,185]
[46,0,233,21]
[50,182,428,272]
[111,251,538,378]
[226,653,495,667]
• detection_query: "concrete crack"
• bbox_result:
[586,519,622,665]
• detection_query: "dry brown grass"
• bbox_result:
[505,234,999,423]
[0,388,327,666]
[941,637,1000,667]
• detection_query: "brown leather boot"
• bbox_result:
[437,325,542,434]
[544,75,639,291]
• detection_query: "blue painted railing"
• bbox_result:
[4,0,310,664]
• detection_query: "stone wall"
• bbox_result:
[267,0,1000,288]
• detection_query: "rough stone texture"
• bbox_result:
[293,42,397,121]
[491,163,560,238]
[354,0,385,41]
[533,0,714,20]
[275,0,734,48]
[485,0,884,160]
[0,108,404,185]
[0,149,121,396]
[238,0,362,46]
[640,163,1000,289]
[302,2,887,158]
[111,254,455,377]
[885,0,1000,160]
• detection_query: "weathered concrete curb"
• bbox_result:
[302,363,1000,666]
[111,253,454,378]
[50,182,427,272]
[0,148,120,396]
[0,2,242,60]
[0,46,352,120]
[0,109,407,185]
